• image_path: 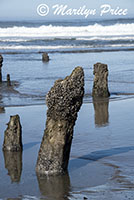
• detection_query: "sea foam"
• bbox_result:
[0,23,134,38]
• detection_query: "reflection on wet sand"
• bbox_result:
[3,151,22,183]
[37,172,71,200]
[93,98,109,127]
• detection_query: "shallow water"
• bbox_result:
[0,99,134,199]
[0,50,134,107]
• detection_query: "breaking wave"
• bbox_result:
[0,23,134,38]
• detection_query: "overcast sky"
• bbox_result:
[0,0,134,21]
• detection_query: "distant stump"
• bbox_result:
[0,54,3,82]
[42,53,49,62]
[92,62,110,98]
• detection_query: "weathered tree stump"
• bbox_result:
[92,63,110,98]
[0,106,5,113]
[0,54,3,83]
[3,115,23,151]
[7,74,11,86]
[36,67,84,175]
[42,53,49,62]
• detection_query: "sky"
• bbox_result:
[0,0,134,21]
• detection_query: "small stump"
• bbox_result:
[92,62,110,98]
[42,53,49,62]
[3,115,23,151]
[0,54,3,83]
[0,107,5,113]
[7,74,11,86]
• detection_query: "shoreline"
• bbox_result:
[0,93,134,108]
[0,47,134,55]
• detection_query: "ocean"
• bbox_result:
[0,18,134,54]
[0,18,134,106]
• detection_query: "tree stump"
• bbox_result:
[42,53,49,62]
[36,67,84,175]
[92,62,110,98]
[0,54,3,83]
[3,115,23,151]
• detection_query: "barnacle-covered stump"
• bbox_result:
[92,62,110,98]
[36,67,84,175]
[3,115,22,151]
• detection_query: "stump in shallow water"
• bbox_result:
[7,74,11,86]
[92,62,110,98]
[0,106,5,113]
[36,67,84,175]
[42,53,49,62]
[0,54,3,83]
[3,115,23,151]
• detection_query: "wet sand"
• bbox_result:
[0,98,134,199]
[0,51,133,108]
